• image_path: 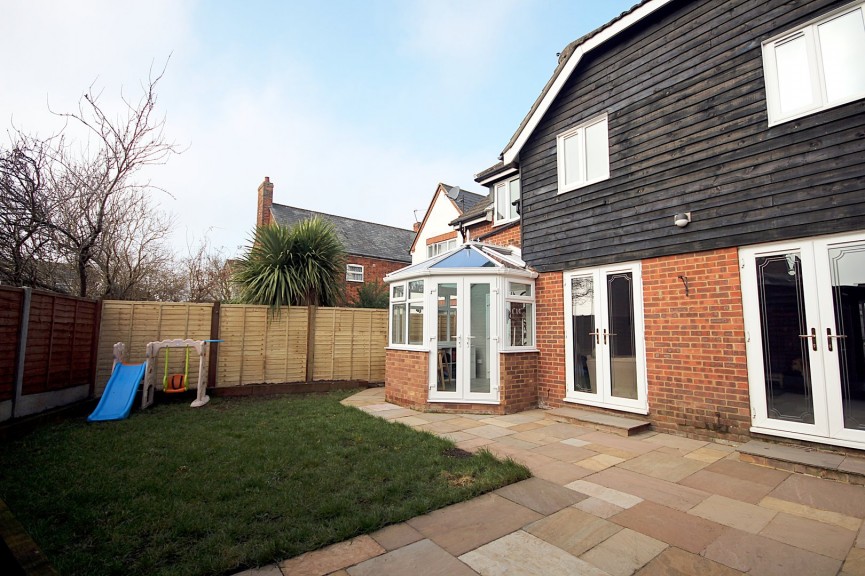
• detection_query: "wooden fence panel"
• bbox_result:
[312,307,386,382]
[96,302,213,394]
[216,305,307,387]
[0,288,24,402]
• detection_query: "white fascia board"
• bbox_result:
[502,0,675,165]
[476,166,520,187]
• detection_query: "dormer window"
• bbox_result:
[494,177,520,225]
[557,114,609,194]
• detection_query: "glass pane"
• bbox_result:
[496,183,506,221]
[775,34,815,114]
[408,304,424,346]
[409,279,424,299]
[563,132,582,186]
[585,118,609,182]
[391,304,406,345]
[818,9,865,103]
[828,244,865,430]
[509,282,531,297]
[608,272,638,400]
[469,283,491,394]
[392,285,404,300]
[509,179,520,219]
[436,283,457,392]
[756,254,815,423]
[571,276,597,394]
[431,248,495,268]
[507,302,533,347]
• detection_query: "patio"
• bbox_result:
[244,387,865,576]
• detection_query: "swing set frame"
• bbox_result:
[142,339,212,409]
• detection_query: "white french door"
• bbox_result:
[741,233,865,446]
[564,263,647,413]
[429,277,498,403]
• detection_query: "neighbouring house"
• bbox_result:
[256,177,415,303]
[409,183,486,264]
[384,0,865,453]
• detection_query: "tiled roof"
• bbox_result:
[269,204,414,263]
[443,184,486,214]
[450,192,493,227]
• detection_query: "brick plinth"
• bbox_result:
[536,271,566,407]
[642,248,750,441]
[385,349,429,409]
[500,352,539,412]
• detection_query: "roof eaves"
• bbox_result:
[501,0,675,165]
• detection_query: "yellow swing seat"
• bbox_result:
[163,346,190,394]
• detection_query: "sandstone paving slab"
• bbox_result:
[683,446,729,464]
[532,460,594,485]
[538,422,594,439]
[439,431,474,443]
[496,448,557,472]
[358,403,402,412]
[841,547,865,576]
[759,511,856,560]
[575,496,625,519]
[617,450,709,482]
[232,565,283,576]
[678,469,775,504]
[464,424,516,439]
[456,437,494,452]
[346,539,476,576]
[610,501,725,554]
[278,535,385,576]
[705,458,790,488]
[584,443,640,460]
[840,455,865,476]
[857,521,865,548]
[565,478,643,509]
[634,546,744,576]
[378,408,422,420]
[561,437,592,447]
[494,477,587,515]
[577,431,660,454]
[688,494,777,534]
[510,430,567,445]
[643,433,708,453]
[406,493,542,557]
[479,417,519,428]
[370,523,424,552]
[767,473,865,518]
[328,571,350,576]
[739,440,846,470]
[580,527,668,576]
[703,527,842,576]
[586,467,710,512]
[759,495,862,531]
[459,530,609,576]
[489,434,541,451]
[524,506,622,557]
[413,412,459,422]
[531,441,596,462]
[508,421,546,432]
[423,420,476,434]
[393,415,428,427]
[577,453,625,472]
[441,417,486,430]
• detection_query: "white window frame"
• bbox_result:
[556,114,610,194]
[762,1,865,126]
[503,280,536,350]
[388,280,425,348]
[427,238,458,259]
[494,176,520,226]
[346,264,364,283]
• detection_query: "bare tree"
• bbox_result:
[0,62,181,298]
[181,232,234,302]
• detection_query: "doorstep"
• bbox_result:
[738,440,865,485]
[546,407,651,437]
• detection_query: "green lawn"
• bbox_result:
[0,391,530,576]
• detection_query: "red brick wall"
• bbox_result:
[535,271,566,407]
[426,230,458,245]
[468,222,521,248]
[500,352,538,413]
[643,248,750,441]
[385,349,429,409]
[344,256,407,303]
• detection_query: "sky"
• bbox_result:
[1,0,636,258]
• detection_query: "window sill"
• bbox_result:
[385,346,428,352]
[558,176,609,195]
[563,396,649,415]
[500,348,539,354]
[346,279,364,283]
[493,217,519,228]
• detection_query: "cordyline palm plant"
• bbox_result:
[233,217,345,310]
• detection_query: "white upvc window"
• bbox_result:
[504,280,535,348]
[427,238,457,258]
[556,114,609,194]
[494,177,520,225]
[389,280,424,347]
[346,264,364,283]
[763,2,865,126]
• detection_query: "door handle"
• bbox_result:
[588,331,600,344]
[602,329,617,345]
[798,328,817,351]
[826,328,847,352]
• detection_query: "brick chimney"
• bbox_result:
[413,222,421,232]
[257,176,274,227]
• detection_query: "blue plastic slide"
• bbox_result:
[87,363,147,422]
